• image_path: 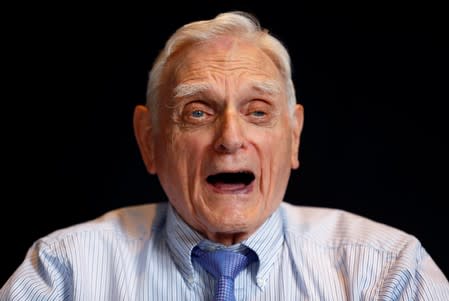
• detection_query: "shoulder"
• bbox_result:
[280,202,419,255]
[39,202,167,248]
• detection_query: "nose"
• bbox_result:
[214,111,245,153]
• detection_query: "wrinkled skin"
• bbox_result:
[134,36,304,245]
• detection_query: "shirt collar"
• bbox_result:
[164,203,284,289]
[241,206,284,289]
[165,204,204,286]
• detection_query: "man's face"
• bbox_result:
[138,36,303,244]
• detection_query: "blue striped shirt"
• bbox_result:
[1,202,448,300]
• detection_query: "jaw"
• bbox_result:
[197,205,259,245]
[194,182,267,245]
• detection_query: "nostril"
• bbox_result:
[214,140,244,153]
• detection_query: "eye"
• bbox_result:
[251,110,267,117]
[244,100,276,125]
[191,110,205,118]
[180,101,215,126]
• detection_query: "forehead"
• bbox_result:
[169,36,283,86]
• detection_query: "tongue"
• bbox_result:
[213,182,247,191]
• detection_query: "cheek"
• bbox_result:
[162,129,211,173]
[253,126,292,158]
[256,127,293,186]
[156,132,204,200]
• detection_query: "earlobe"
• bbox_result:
[133,105,157,174]
[291,104,304,169]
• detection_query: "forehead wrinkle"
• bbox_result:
[211,56,267,73]
[169,43,283,105]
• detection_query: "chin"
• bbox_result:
[208,210,255,232]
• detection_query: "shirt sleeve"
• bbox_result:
[0,240,73,301]
[378,244,449,300]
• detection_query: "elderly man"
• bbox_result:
[2,11,448,301]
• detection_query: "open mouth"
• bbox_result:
[206,171,255,193]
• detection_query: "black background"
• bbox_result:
[3,2,448,285]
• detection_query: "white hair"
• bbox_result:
[146,11,297,124]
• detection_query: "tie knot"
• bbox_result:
[192,247,255,280]
[192,246,257,301]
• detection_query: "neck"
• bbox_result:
[204,231,249,246]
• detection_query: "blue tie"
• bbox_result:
[192,247,256,301]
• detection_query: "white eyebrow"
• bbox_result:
[173,83,212,98]
[173,79,281,99]
[250,79,281,96]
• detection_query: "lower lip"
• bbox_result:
[207,181,254,194]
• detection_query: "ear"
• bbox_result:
[291,104,304,169]
[133,105,157,174]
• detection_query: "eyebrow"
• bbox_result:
[173,79,281,99]
[250,79,281,96]
[173,83,211,98]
